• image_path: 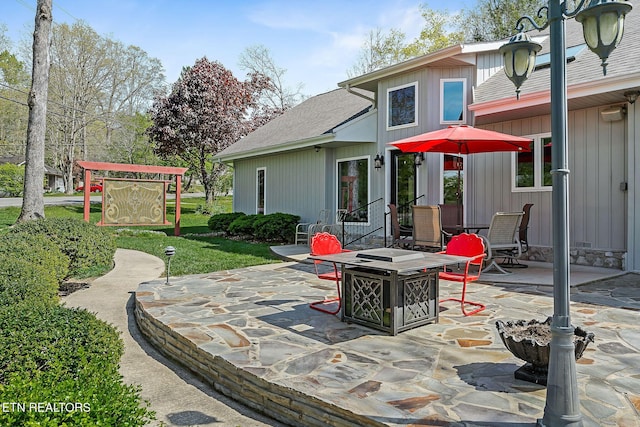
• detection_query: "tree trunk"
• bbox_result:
[18,0,52,223]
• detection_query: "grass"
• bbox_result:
[0,196,282,277]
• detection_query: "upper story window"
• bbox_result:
[387,82,418,130]
[512,134,552,192]
[440,79,466,124]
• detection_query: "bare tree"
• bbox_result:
[347,28,408,78]
[18,0,51,222]
[239,44,305,112]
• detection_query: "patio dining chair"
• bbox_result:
[295,209,331,246]
[438,233,487,316]
[501,203,534,268]
[411,205,451,252]
[388,203,412,248]
[309,232,350,315]
[481,211,524,274]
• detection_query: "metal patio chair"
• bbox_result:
[438,233,487,316]
[481,211,524,274]
[295,209,331,246]
[411,205,451,252]
[388,203,412,248]
[309,232,350,315]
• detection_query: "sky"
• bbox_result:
[3,0,473,97]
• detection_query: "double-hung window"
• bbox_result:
[512,134,552,191]
[440,78,466,124]
[387,82,418,130]
[337,157,369,223]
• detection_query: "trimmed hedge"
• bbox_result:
[0,255,59,307]
[209,212,300,243]
[0,232,70,283]
[228,214,260,236]
[207,212,246,234]
[0,216,152,426]
[253,213,300,243]
[0,303,154,426]
[10,217,116,277]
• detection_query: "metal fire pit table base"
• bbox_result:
[342,266,438,335]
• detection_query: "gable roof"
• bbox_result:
[216,88,373,161]
[338,40,507,92]
[471,0,640,124]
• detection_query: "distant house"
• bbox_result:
[0,155,65,193]
[216,1,640,271]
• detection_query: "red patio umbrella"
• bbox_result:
[388,125,532,227]
[388,125,532,154]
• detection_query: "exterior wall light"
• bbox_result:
[414,152,424,166]
[374,153,385,169]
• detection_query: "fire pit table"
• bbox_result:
[309,248,471,335]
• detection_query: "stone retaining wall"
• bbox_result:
[523,246,626,270]
[134,298,385,427]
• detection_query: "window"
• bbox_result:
[337,157,369,223]
[440,79,466,124]
[387,82,418,130]
[513,134,552,191]
[256,167,265,214]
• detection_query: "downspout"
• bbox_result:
[345,84,376,105]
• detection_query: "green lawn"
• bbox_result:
[0,196,282,277]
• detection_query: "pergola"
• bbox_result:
[76,161,188,236]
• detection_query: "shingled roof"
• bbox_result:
[216,88,373,160]
[473,0,640,113]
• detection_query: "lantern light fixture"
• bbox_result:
[374,153,385,169]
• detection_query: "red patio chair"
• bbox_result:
[309,232,350,314]
[438,233,487,316]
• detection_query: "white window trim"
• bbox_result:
[511,133,553,193]
[256,167,266,214]
[440,78,467,124]
[335,155,371,226]
[386,81,419,131]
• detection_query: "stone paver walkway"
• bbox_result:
[135,261,640,426]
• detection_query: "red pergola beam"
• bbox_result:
[76,161,188,236]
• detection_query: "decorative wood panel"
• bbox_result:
[100,179,168,226]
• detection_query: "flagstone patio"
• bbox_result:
[134,258,640,426]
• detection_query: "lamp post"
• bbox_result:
[499,1,631,426]
[164,246,176,285]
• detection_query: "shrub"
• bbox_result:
[253,213,300,243]
[0,232,70,283]
[208,212,246,234]
[228,214,260,236]
[0,303,155,426]
[0,255,59,307]
[10,217,116,277]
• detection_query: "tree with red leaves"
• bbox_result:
[148,57,270,203]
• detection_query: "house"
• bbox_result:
[216,1,640,271]
[0,155,65,193]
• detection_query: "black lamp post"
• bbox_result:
[499,1,631,426]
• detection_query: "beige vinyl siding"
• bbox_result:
[475,51,504,86]
[380,66,476,205]
[233,148,332,223]
[470,106,626,251]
